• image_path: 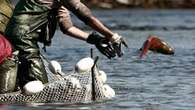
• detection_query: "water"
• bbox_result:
[1,9,195,110]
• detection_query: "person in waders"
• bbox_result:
[2,0,128,94]
[0,0,19,94]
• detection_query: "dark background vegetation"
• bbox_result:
[10,0,195,9]
[82,0,195,9]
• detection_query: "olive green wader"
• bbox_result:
[0,0,19,94]
[5,0,57,90]
[0,51,18,94]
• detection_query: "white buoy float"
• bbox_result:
[102,84,115,99]
[48,60,62,74]
[75,57,94,73]
[23,80,45,95]
[69,77,82,89]
[98,70,107,84]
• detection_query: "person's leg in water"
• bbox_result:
[0,0,17,94]
[7,32,48,89]
[0,49,18,93]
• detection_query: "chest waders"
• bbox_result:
[0,0,18,94]
[5,0,57,91]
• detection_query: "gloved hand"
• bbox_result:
[110,33,128,57]
[87,32,116,59]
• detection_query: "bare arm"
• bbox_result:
[85,16,114,39]
[65,26,89,41]
[58,1,126,58]
[61,0,114,39]
[57,6,89,41]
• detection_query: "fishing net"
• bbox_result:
[0,57,114,104]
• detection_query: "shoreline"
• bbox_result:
[83,0,195,9]
[10,0,195,9]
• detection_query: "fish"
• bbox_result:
[139,35,174,58]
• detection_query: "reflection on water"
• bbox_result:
[3,9,195,110]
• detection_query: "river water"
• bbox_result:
[1,9,195,110]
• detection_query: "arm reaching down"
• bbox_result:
[59,0,128,58]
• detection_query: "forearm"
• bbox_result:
[62,0,114,39]
[86,16,114,39]
[57,6,89,41]
[65,26,89,41]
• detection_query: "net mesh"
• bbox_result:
[0,58,113,104]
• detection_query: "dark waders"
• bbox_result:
[0,0,17,94]
[0,51,18,94]
[0,0,51,93]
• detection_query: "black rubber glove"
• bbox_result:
[87,32,116,59]
[111,33,128,57]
